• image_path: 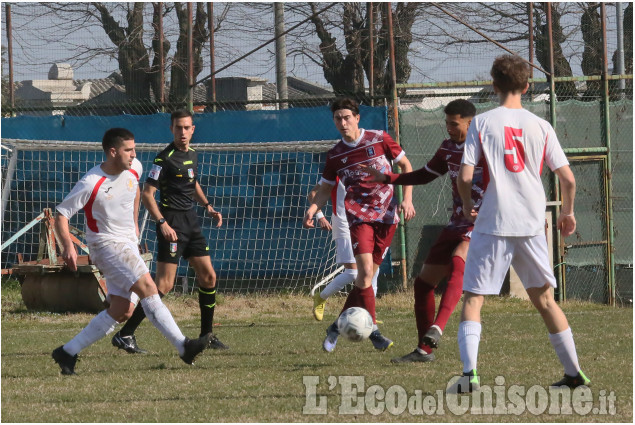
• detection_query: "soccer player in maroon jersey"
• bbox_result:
[304,98,415,352]
[364,99,486,363]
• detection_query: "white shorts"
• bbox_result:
[335,237,356,265]
[463,231,556,295]
[89,240,148,303]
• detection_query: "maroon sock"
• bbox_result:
[340,286,361,315]
[357,285,377,324]
[414,276,435,353]
[434,256,465,331]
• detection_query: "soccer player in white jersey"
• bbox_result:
[452,55,589,392]
[304,97,415,353]
[52,128,210,375]
[308,179,380,322]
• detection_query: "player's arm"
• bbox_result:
[307,183,332,231]
[303,181,333,229]
[142,183,178,242]
[55,213,78,271]
[134,185,141,238]
[554,165,576,237]
[458,164,477,222]
[364,166,440,186]
[194,181,222,228]
[394,155,416,221]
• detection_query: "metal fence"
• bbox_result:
[1,2,632,304]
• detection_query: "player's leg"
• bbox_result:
[429,238,470,345]
[514,235,589,388]
[313,237,357,321]
[132,272,210,364]
[188,255,229,349]
[392,263,446,363]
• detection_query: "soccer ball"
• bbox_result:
[337,307,373,342]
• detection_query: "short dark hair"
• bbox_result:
[443,99,476,118]
[330,98,360,116]
[102,128,134,151]
[171,109,194,125]
[490,55,530,93]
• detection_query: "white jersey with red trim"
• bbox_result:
[462,106,568,236]
[56,158,143,246]
[330,178,349,240]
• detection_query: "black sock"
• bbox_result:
[199,287,216,337]
[119,291,164,337]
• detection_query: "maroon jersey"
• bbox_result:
[321,129,405,225]
[389,138,487,231]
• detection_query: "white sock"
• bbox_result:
[549,327,580,376]
[458,321,481,374]
[320,269,357,299]
[371,268,380,297]
[141,294,186,356]
[64,310,118,356]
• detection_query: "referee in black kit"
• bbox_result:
[111,109,229,354]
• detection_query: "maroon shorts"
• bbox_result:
[424,227,472,265]
[349,222,397,265]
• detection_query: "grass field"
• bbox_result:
[2,279,632,422]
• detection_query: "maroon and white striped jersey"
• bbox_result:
[320,129,405,226]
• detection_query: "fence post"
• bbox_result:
[601,4,616,306]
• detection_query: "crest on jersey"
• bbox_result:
[170,242,178,256]
[148,164,162,181]
[366,147,375,157]
[187,168,194,179]
[127,179,135,192]
[341,157,348,163]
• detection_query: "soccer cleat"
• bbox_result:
[313,293,326,321]
[550,371,591,388]
[52,346,78,375]
[323,322,339,353]
[447,370,480,394]
[111,331,148,354]
[421,325,443,349]
[391,349,436,363]
[369,330,394,351]
[206,333,229,350]
[180,333,212,365]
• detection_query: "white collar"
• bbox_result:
[341,129,365,147]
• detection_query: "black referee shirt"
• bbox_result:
[146,142,199,211]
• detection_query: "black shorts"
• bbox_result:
[156,208,209,264]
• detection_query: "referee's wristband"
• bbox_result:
[315,211,325,220]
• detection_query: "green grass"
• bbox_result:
[1,282,632,422]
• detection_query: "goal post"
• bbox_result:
[1,138,342,293]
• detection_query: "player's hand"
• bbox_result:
[318,217,332,231]
[61,244,78,271]
[557,213,576,238]
[462,203,477,222]
[303,209,316,229]
[360,165,388,183]
[399,199,416,222]
[206,206,223,228]
[160,221,178,242]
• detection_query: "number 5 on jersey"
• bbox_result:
[504,126,525,173]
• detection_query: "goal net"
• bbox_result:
[1,138,343,293]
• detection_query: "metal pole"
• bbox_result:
[368,3,374,106]
[158,2,165,106]
[1,147,18,223]
[616,2,625,97]
[274,3,288,109]
[528,3,535,93]
[187,3,193,112]
[208,2,216,112]
[546,2,564,300]
[386,3,408,289]
[6,4,15,111]
[601,3,616,306]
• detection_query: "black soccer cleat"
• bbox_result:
[111,331,148,354]
[391,349,436,364]
[447,370,480,394]
[550,371,591,388]
[369,329,394,351]
[206,333,229,350]
[180,334,212,365]
[421,325,443,349]
[52,345,78,375]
